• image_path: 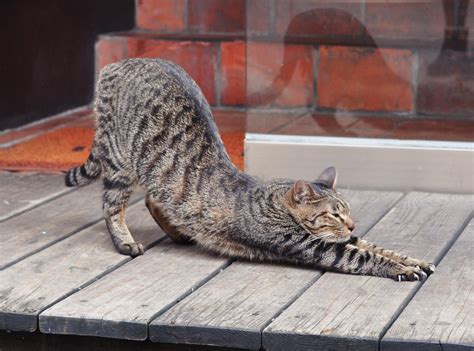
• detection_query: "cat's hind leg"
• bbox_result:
[103,176,144,257]
[145,193,193,244]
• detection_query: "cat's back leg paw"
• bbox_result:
[117,242,144,257]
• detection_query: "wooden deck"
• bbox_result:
[0,171,472,351]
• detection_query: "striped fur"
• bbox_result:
[67,58,435,281]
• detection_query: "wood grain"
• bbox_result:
[149,190,403,349]
[150,261,317,349]
[382,218,474,351]
[0,183,143,270]
[0,172,69,222]
[39,240,230,340]
[0,201,164,332]
[263,192,473,351]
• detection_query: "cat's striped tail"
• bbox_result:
[65,147,101,187]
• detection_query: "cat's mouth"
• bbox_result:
[312,231,352,243]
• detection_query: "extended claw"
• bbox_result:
[397,274,407,282]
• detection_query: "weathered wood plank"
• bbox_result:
[382,218,474,351]
[0,182,142,270]
[263,192,473,351]
[150,262,316,349]
[39,240,230,340]
[149,190,403,349]
[0,172,69,222]
[0,201,164,332]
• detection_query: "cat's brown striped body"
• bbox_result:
[66,58,434,281]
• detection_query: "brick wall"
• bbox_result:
[97,0,473,120]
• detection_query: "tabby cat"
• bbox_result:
[66,58,435,282]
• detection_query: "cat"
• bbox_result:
[66,58,435,282]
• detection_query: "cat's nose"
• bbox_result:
[347,221,355,231]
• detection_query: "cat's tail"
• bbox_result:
[65,145,101,187]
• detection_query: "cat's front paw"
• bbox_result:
[403,258,436,277]
[394,265,427,282]
[415,261,436,277]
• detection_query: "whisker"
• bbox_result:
[317,233,333,239]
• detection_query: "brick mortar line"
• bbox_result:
[213,105,473,122]
[133,0,138,27]
[100,31,474,51]
[122,36,128,63]
[411,49,419,116]
[269,0,276,34]
[265,113,307,135]
[453,0,460,27]
[183,0,189,33]
[360,0,367,31]
[312,45,319,110]
[215,43,222,107]
[94,40,100,82]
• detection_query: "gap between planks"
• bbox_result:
[377,212,474,349]
[262,192,473,351]
[148,190,404,349]
[381,216,474,351]
[0,183,144,271]
[39,245,234,340]
[0,172,74,223]
[0,200,165,332]
[256,192,409,348]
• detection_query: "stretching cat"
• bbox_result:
[66,58,435,282]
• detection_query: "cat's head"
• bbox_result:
[283,167,355,243]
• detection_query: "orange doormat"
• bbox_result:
[0,126,244,172]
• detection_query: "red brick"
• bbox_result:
[317,46,414,112]
[393,118,474,142]
[275,0,363,37]
[96,37,126,73]
[188,0,245,33]
[127,38,218,105]
[247,42,313,107]
[247,0,272,35]
[247,111,303,134]
[213,109,246,133]
[417,49,474,116]
[136,0,186,32]
[220,41,246,106]
[365,3,445,41]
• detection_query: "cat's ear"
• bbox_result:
[316,166,337,189]
[292,180,318,204]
